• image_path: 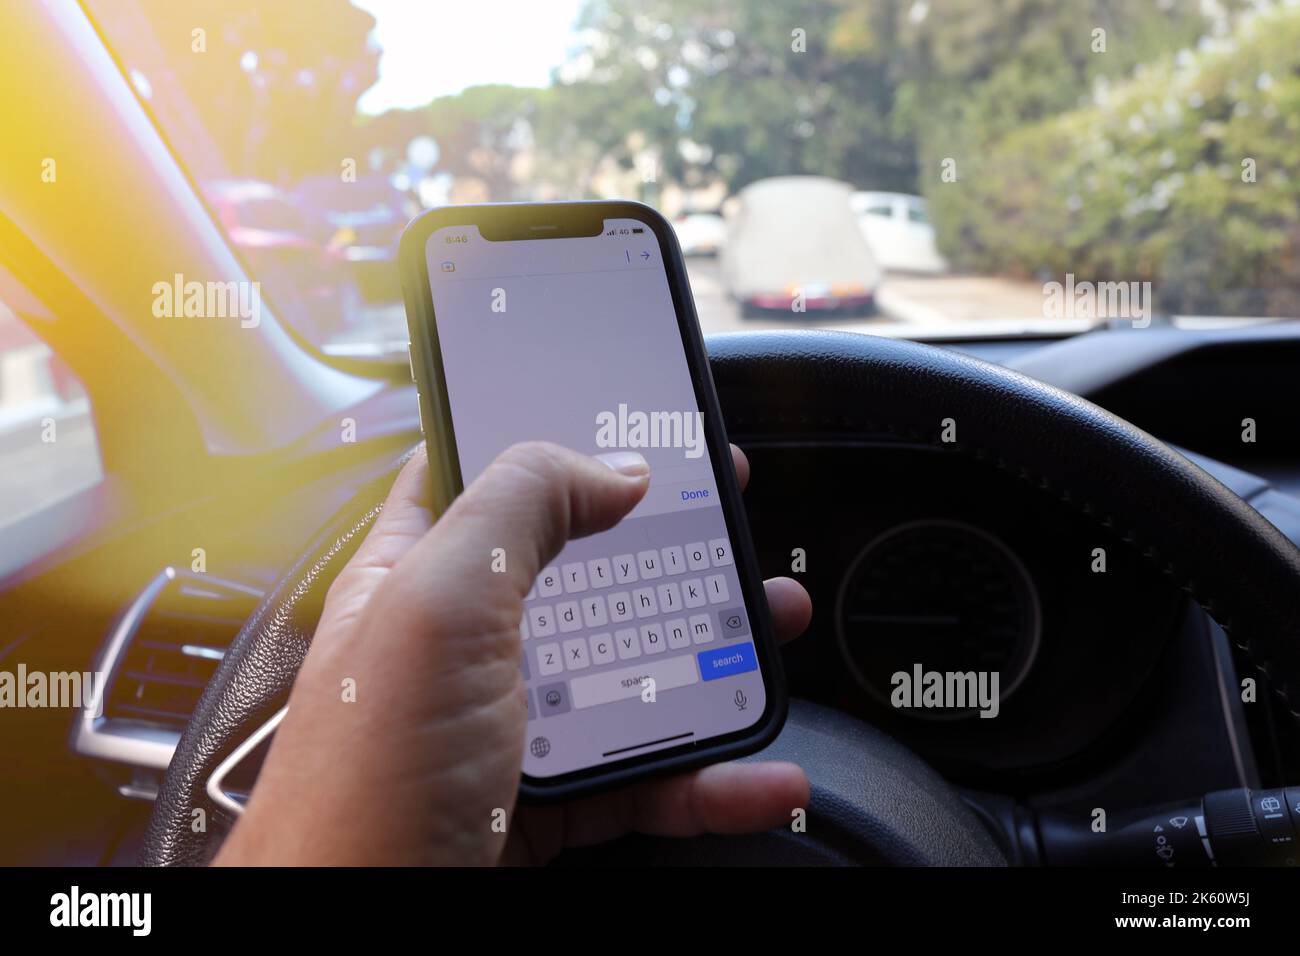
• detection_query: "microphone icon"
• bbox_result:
[733,689,748,711]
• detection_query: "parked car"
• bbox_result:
[294,174,417,302]
[851,191,948,275]
[205,179,362,341]
[721,177,883,317]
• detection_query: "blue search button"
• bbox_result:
[697,643,758,681]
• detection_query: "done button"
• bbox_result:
[697,643,758,681]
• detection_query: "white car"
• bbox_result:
[722,177,883,316]
[851,191,948,275]
[672,212,727,256]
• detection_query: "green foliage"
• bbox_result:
[929,5,1300,316]
[547,0,917,193]
[884,0,1217,142]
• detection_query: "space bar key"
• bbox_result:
[569,655,700,709]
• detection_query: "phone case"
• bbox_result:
[398,200,788,802]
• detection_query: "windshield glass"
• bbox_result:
[85,0,1296,360]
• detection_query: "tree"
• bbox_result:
[550,0,917,193]
[860,0,1241,171]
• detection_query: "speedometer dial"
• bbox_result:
[835,519,1041,720]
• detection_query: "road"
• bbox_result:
[322,260,1051,359]
[684,256,1047,335]
[329,259,1050,357]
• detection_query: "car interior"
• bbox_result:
[3,1,1300,869]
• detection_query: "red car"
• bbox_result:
[205,179,362,341]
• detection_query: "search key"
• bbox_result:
[697,643,758,681]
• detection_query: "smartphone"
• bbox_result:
[398,200,786,801]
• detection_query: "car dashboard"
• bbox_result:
[6,324,1300,865]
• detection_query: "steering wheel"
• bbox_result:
[140,329,1300,866]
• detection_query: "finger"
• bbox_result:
[764,576,812,645]
[358,442,741,577]
[727,443,812,645]
[629,761,809,836]
[378,441,649,639]
[350,446,436,566]
[331,442,749,633]
[730,443,749,492]
[553,761,809,849]
[316,446,437,633]
[345,442,741,588]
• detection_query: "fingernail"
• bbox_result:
[594,451,649,477]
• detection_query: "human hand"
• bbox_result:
[215,441,811,866]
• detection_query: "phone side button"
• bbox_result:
[406,341,416,382]
[415,392,426,435]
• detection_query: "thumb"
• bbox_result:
[233,442,650,865]
[379,441,650,645]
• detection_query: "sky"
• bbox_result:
[352,0,586,113]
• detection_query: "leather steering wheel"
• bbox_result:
[141,330,1300,866]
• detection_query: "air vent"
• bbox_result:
[72,568,262,773]
[104,575,260,729]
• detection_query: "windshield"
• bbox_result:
[85,0,1296,361]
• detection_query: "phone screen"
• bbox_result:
[423,216,768,780]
